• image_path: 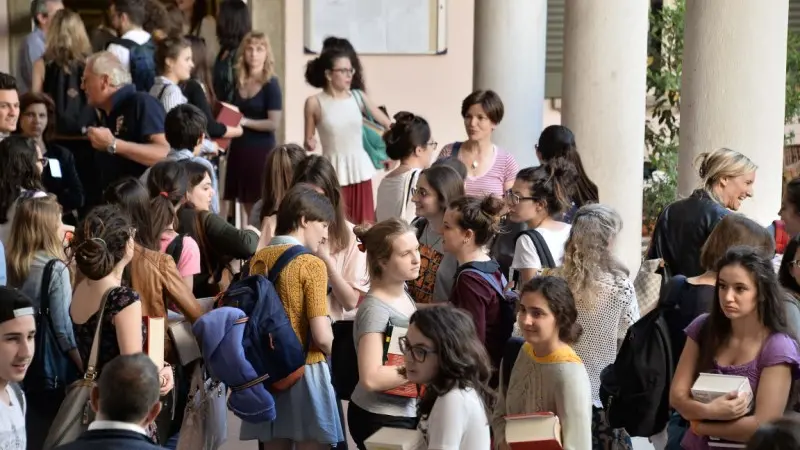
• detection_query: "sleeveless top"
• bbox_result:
[315,91,375,186]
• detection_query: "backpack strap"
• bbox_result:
[411,217,428,240]
[157,84,170,101]
[38,259,63,347]
[110,37,138,50]
[267,245,311,285]
[458,267,505,298]
[165,234,186,267]
[516,229,556,269]
[502,337,525,396]
[450,142,462,158]
[657,274,687,310]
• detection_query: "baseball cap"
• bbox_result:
[0,287,34,325]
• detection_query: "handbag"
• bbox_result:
[42,289,112,450]
[168,320,202,367]
[176,363,228,450]
[634,235,672,315]
[353,89,389,169]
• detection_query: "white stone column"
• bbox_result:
[473,0,547,168]
[561,0,650,273]
[678,0,788,225]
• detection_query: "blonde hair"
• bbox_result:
[695,148,757,203]
[235,31,276,88]
[43,9,92,71]
[353,218,416,281]
[87,51,132,87]
[6,194,67,287]
[561,203,628,309]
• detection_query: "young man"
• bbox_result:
[0,287,35,449]
[106,0,155,91]
[0,73,19,139]
[140,103,220,214]
[16,0,64,94]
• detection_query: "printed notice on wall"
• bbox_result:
[304,0,447,55]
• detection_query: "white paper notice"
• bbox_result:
[48,158,62,178]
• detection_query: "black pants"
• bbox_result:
[25,389,66,450]
[347,402,417,450]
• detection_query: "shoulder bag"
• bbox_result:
[353,89,389,169]
[42,288,112,450]
[176,363,228,450]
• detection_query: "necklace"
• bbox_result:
[471,160,478,169]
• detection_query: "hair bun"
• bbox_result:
[695,152,711,178]
[548,158,578,182]
[352,223,373,241]
[392,111,415,125]
[74,238,115,281]
[480,195,505,219]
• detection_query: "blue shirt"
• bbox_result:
[0,241,6,286]
[16,28,45,95]
[95,84,166,192]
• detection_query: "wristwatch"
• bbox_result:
[106,138,117,154]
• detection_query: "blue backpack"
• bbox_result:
[217,245,311,392]
[111,38,156,92]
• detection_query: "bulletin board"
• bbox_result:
[303,0,447,55]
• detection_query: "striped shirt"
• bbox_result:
[438,143,519,198]
[150,76,187,113]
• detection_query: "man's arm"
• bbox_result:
[116,134,170,166]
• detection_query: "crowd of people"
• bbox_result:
[2,1,800,450]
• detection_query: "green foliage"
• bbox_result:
[786,30,800,143]
[643,0,684,228]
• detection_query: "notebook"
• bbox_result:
[382,325,423,398]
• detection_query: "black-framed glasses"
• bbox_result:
[398,336,437,363]
[504,190,535,206]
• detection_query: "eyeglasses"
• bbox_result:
[410,187,430,198]
[398,336,437,363]
[332,67,356,76]
[504,190,536,206]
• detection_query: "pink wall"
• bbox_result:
[281,0,476,149]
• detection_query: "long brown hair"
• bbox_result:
[185,35,217,105]
[260,144,306,224]
[292,155,350,254]
[6,194,66,286]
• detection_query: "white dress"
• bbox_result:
[316,91,375,187]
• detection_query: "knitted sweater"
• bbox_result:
[491,344,592,450]
[250,244,329,365]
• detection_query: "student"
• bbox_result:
[0,73,20,138]
[670,247,800,449]
[107,0,155,90]
[492,276,592,450]
[239,184,341,449]
[507,160,577,286]
[403,305,492,450]
[150,36,193,112]
[0,136,47,243]
[349,218,421,449]
[250,143,306,240]
[0,287,36,450]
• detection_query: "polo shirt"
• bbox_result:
[94,84,166,193]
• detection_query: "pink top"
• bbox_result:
[438,143,519,198]
[329,220,370,321]
[159,232,202,278]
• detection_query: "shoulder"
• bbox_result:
[182,235,200,252]
[438,143,454,159]
[432,388,475,414]
[200,15,217,29]
[183,78,204,94]
[45,143,74,161]
[685,313,710,340]
[759,332,800,369]
[109,286,141,308]
[265,76,281,90]
[296,253,326,275]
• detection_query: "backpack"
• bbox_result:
[213,49,237,104]
[24,260,74,392]
[165,234,186,267]
[216,245,311,392]
[111,38,156,92]
[511,229,556,286]
[599,302,675,437]
[42,62,93,136]
[457,267,518,344]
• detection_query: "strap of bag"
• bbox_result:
[450,141,462,158]
[158,84,170,101]
[502,337,525,396]
[165,233,185,266]
[352,89,373,121]
[458,268,505,298]
[411,217,428,240]
[38,259,62,345]
[400,169,421,219]
[267,245,310,285]
[518,229,556,269]
[85,288,115,380]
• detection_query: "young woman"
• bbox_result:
[407,165,465,304]
[561,204,639,448]
[304,47,391,224]
[176,161,258,298]
[0,136,47,243]
[535,125,599,223]
[507,160,577,286]
[442,195,508,378]
[17,92,84,224]
[492,276,593,450]
[176,0,218,60]
[670,247,800,449]
[403,305,493,450]
[349,218,421,449]
[225,31,283,218]
[145,160,202,290]
[239,184,341,449]
[30,9,92,99]
[68,206,174,440]
[249,143,306,239]
[292,155,368,319]
[151,37,194,113]
[6,195,79,449]
[213,0,251,105]
[376,111,437,223]
[321,36,367,92]
[437,90,519,198]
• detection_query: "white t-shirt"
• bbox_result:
[107,28,152,73]
[0,384,27,450]
[418,388,490,450]
[510,225,571,272]
[375,168,420,223]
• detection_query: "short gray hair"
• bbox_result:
[30,0,62,23]
[87,51,132,87]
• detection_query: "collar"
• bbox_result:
[270,235,303,246]
[523,343,582,364]
[33,27,45,41]
[109,84,137,113]
[120,28,150,41]
[169,149,194,160]
[88,420,147,436]
[157,75,176,86]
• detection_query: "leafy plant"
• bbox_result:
[643,0,684,229]
[786,30,800,143]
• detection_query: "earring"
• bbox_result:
[463,239,469,245]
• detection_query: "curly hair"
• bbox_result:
[561,203,628,309]
[68,205,134,280]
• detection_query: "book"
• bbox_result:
[691,373,753,409]
[708,437,746,448]
[382,325,422,398]
[212,101,243,151]
[144,316,165,368]
[505,412,562,450]
[364,427,425,450]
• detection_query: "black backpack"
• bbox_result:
[511,229,556,286]
[165,234,186,267]
[599,304,675,437]
[42,62,93,136]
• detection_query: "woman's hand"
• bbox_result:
[158,365,175,396]
[315,238,332,267]
[706,391,750,421]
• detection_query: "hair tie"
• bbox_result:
[159,192,169,198]
[91,237,107,247]
[357,243,366,253]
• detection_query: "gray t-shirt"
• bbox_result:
[350,293,417,418]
